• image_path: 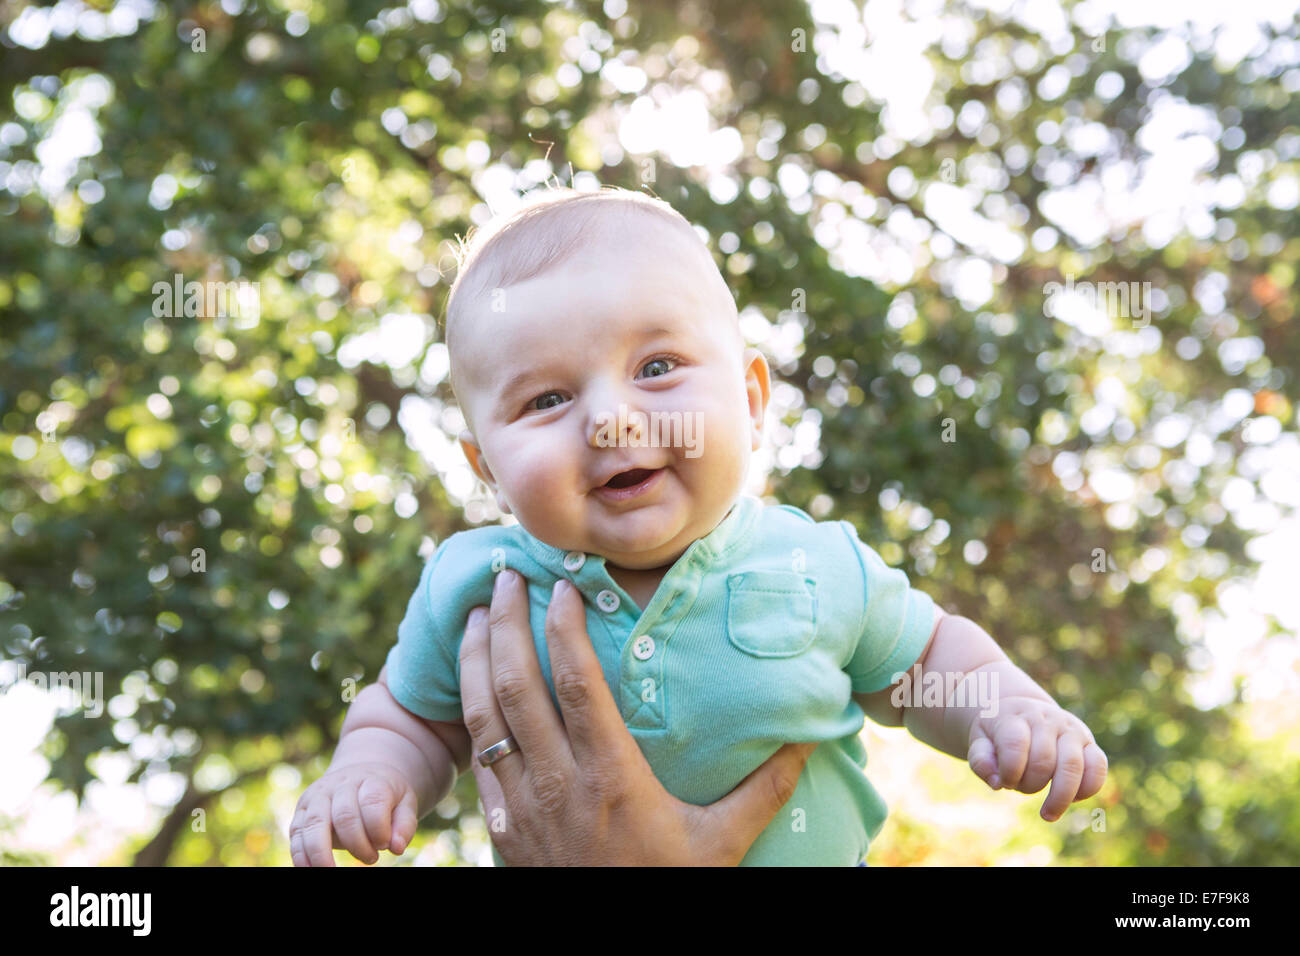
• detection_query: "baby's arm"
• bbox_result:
[855,608,1107,821]
[289,664,470,866]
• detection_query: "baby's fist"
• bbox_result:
[289,763,419,866]
[966,696,1107,821]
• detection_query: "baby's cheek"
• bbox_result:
[686,406,747,497]
[517,447,585,504]
[515,453,570,504]
[702,392,752,459]
[494,448,549,500]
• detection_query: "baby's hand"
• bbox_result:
[289,763,419,866]
[966,695,1108,822]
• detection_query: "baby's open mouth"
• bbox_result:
[604,468,658,489]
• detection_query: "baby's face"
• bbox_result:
[454,220,769,571]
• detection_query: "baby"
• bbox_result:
[291,186,1107,866]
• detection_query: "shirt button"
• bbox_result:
[596,589,620,613]
[563,551,586,572]
[632,635,655,660]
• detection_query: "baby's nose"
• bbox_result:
[586,393,649,449]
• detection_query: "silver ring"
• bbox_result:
[477,735,520,767]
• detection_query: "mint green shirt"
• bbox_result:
[385,494,936,865]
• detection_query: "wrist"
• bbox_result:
[970,657,1055,707]
[331,727,446,817]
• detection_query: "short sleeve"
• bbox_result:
[840,523,936,694]
[383,540,466,723]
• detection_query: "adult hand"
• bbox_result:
[459,569,816,865]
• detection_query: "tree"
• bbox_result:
[2,0,1295,864]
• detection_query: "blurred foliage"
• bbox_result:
[0,812,53,864]
[1,0,1296,865]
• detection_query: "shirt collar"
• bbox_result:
[516,494,762,577]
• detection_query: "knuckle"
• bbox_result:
[357,786,394,812]
[488,596,515,630]
[528,770,569,817]
[585,764,629,806]
[544,605,572,643]
[1058,752,1085,776]
[491,670,530,710]
[301,811,331,836]
[331,802,361,829]
[552,669,592,710]
[459,634,484,665]
[998,722,1030,743]
[1028,752,1054,772]
[462,703,498,740]
[770,768,799,807]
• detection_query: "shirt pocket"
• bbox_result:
[726,571,818,658]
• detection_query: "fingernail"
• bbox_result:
[469,607,487,627]
[553,579,567,598]
[494,569,511,596]
[990,774,1001,789]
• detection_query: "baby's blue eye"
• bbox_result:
[531,392,565,411]
[524,358,677,412]
[640,357,675,378]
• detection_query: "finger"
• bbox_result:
[1040,732,1085,821]
[470,758,512,847]
[705,742,818,864]
[290,826,307,867]
[993,715,1032,791]
[544,578,629,767]
[289,803,308,866]
[488,570,572,776]
[1077,742,1109,800]
[1017,719,1060,795]
[967,723,1000,789]
[459,602,525,794]
[299,794,337,867]
[331,787,378,864]
[357,776,397,856]
[390,788,419,855]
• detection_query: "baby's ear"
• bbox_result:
[459,430,512,514]
[742,347,771,449]
[459,429,495,487]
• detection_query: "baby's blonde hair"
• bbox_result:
[442,185,738,412]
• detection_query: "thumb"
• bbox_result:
[702,742,816,863]
[389,788,419,855]
[967,722,999,790]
